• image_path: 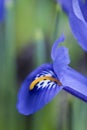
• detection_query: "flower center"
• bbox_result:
[29,70,62,90]
[29,76,62,90]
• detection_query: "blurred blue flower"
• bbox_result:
[0,0,4,22]
[58,0,87,51]
[70,0,87,51]
[17,35,87,115]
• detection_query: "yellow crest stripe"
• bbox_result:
[29,76,62,90]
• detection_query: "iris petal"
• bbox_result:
[58,0,87,51]
[53,40,87,102]
[51,34,65,61]
[69,12,87,51]
[72,0,85,22]
[79,0,87,21]
[53,46,70,80]
[70,0,87,51]
[17,63,63,115]
[62,67,87,102]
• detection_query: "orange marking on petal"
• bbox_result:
[29,76,62,90]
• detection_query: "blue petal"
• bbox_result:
[62,67,87,102]
[72,0,85,22]
[51,34,65,61]
[17,63,63,115]
[69,12,87,51]
[0,0,4,22]
[53,46,70,80]
[79,0,87,21]
[69,0,87,51]
[58,0,87,51]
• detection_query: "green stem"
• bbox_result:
[52,4,60,42]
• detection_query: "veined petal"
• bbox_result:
[62,67,87,102]
[17,63,63,115]
[51,34,65,61]
[53,46,70,80]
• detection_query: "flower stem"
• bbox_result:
[52,4,60,42]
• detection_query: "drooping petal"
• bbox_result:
[53,46,70,80]
[17,63,63,115]
[51,34,65,61]
[62,67,87,102]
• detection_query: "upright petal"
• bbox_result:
[53,46,70,80]
[52,35,87,102]
[62,67,87,102]
[51,34,65,61]
[17,63,63,115]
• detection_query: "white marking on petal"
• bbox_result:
[34,69,57,90]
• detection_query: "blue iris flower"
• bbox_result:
[17,35,87,115]
[58,0,87,51]
[0,0,4,22]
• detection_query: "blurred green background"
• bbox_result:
[0,0,87,130]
